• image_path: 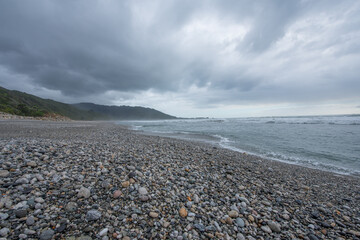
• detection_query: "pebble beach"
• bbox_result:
[0,120,359,240]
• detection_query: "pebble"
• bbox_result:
[225,217,233,224]
[39,229,54,240]
[27,161,37,167]
[26,216,35,225]
[235,218,245,227]
[179,208,187,218]
[0,228,9,237]
[0,170,9,177]
[78,187,91,198]
[113,190,122,198]
[261,225,272,233]
[99,228,108,236]
[121,181,130,188]
[228,210,239,218]
[19,234,27,239]
[149,212,158,218]
[138,187,148,195]
[86,210,102,221]
[35,197,45,203]
[65,202,78,212]
[15,209,27,218]
[268,220,281,232]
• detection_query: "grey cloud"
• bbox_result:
[0,0,359,110]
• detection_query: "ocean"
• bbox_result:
[117,115,360,176]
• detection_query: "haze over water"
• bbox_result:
[119,115,360,176]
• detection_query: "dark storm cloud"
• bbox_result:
[0,0,359,110]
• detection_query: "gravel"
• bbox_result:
[0,120,359,239]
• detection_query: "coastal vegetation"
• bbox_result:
[0,86,175,120]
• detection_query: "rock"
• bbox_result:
[163,221,170,228]
[0,228,9,237]
[236,233,245,240]
[24,229,36,235]
[139,195,149,201]
[261,225,272,233]
[77,236,93,240]
[138,187,148,195]
[16,178,29,184]
[235,218,245,227]
[86,210,101,221]
[15,209,27,218]
[268,221,281,232]
[149,212,158,218]
[179,208,187,218]
[56,224,66,233]
[99,228,108,236]
[121,181,130,188]
[26,216,35,225]
[35,197,45,203]
[39,229,54,240]
[194,224,205,232]
[113,190,122,198]
[228,210,239,218]
[225,217,233,224]
[0,213,8,220]
[19,234,27,239]
[65,202,78,212]
[128,172,136,178]
[0,170,9,178]
[78,187,91,199]
[248,215,254,222]
[27,161,37,167]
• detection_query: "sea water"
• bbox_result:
[118,115,360,176]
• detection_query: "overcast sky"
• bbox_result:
[0,0,360,117]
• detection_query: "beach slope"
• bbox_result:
[0,120,359,239]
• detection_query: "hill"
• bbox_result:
[72,103,176,120]
[0,86,176,120]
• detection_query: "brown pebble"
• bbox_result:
[248,215,255,222]
[179,208,187,218]
[113,190,122,198]
[225,217,233,224]
[121,181,130,188]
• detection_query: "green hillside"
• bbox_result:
[0,86,176,120]
[0,86,103,120]
[73,103,177,120]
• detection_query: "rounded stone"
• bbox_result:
[138,187,148,195]
[26,216,35,225]
[0,170,9,178]
[268,221,281,232]
[179,208,187,218]
[121,181,130,188]
[78,187,91,199]
[236,218,245,227]
[149,212,158,218]
[15,209,27,218]
[65,202,78,212]
[39,229,54,240]
[86,210,102,221]
[228,210,239,218]
[113,190,122,198]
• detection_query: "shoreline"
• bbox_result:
[0,120,359,239]
[124,125,360,178]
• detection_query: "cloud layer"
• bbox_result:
[0,0,359,117]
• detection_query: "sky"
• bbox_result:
[0,0,360,118]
